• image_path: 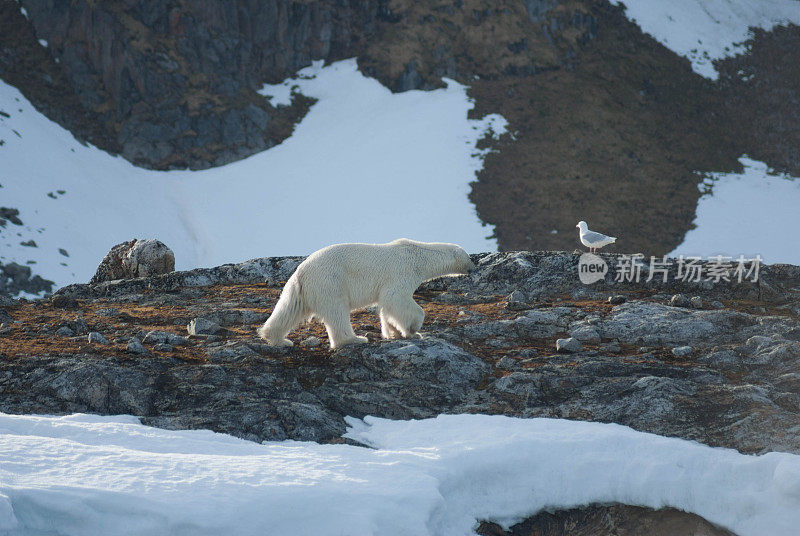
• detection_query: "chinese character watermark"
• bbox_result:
[578,254,762,285]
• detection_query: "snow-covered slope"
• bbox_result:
[611,0,800,79]
[0,59,504,291]
[670,157,800,263]
[1,413,798,536]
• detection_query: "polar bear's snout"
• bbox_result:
[452,247,476,275]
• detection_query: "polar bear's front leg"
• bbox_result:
[381,295,425,339]
[380,308,403,339]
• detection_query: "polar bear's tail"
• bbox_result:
[257,275,307,346]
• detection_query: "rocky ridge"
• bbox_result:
[1,250,798,534]
[1,251,798,452]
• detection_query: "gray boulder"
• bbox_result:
[90,239,175,284]
[88,332,109,344]
[556,337,583,353]
[126,338,150,355]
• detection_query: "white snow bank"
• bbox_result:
[0,58,504,292]
[2,413,799,536]
[670,156,800,264]
[610,0,800,79]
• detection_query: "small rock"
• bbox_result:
[496,356,520,371]
[556,337,582,353]
[518,348,538,358]
[55,326,74,337]
[672,346,692,357]
[690,296,703,309]
[669,294,691,308]
[50,295,77,309]
[569,325,601,343]
[70,317,89,335]
[153,343,174,352]
[487,337,514,348]
[505,290,530,311]
[300,336,321,348]
[126,338,150,355]
[187,317,221,336]
[601,341,621,353]
[96,308,120,317]
[608,295,626,305]
[87,332,109,344]
[508,290,527,303]
[143,330,189,346]
[711,300,725,309]
[455,310,484,323]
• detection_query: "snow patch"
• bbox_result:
[257,80,296,107]
[1,413,799,535]
[670,157,800,264]
[0,58,503,293]
[610,0,800,79]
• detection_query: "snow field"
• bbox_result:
[1,413,799,535]
[610,0,800,79]
[670,157,800,264]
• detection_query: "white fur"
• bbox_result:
[257,239,475,349]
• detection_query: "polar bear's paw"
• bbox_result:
[334,335,369,348]
[258,334,294,347]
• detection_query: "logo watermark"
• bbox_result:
[578,254,762,285]
[578,253,608,284]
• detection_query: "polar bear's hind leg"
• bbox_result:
[317,302,368,349]
[258,277,306,347]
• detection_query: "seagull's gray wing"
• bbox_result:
[582,230,613,243]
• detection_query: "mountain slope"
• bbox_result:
[0,60,503,291]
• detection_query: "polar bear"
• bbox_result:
[257,239,475,349]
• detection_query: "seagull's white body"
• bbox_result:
[576,221,616,252]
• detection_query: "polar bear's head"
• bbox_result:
[450,245,476,275]
[392,239,476,278]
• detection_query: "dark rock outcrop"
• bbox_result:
[1,251,797,456]
[3,0,598,169]
[0,262,54,297]
[478,504,734,536]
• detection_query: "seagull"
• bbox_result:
[576,221,616,253]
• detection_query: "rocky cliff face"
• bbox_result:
[3,0,597,170]
[1,251,798,533]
